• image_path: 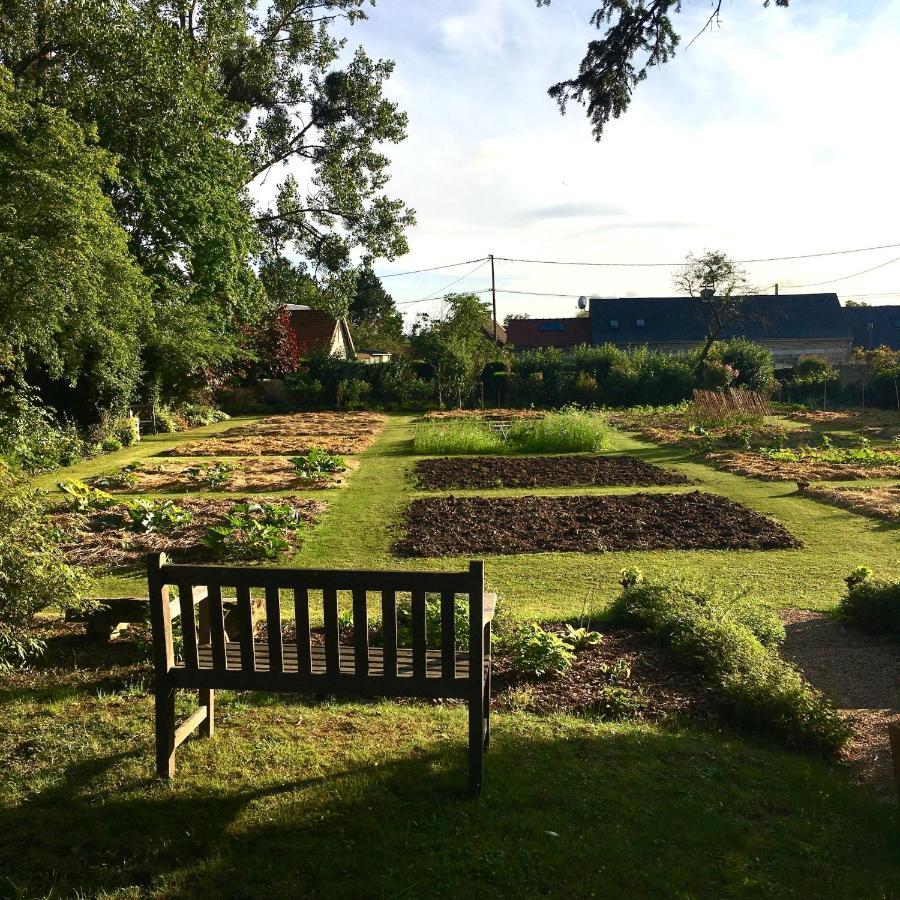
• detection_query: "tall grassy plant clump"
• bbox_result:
[413,420,504,455]
[840,567,900,637]
[608,571,848,755]
[508,409,610,453]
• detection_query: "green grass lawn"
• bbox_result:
[2,646,898,898]
[4,411,897,897]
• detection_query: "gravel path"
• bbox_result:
[780,609,900,801]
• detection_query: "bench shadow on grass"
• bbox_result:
[2,718,898,897]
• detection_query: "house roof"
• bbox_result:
[506,317,592,349]
[589,294,850,344]
[842,305,900,351]
[481,318,508,343]
[283,308,354,356]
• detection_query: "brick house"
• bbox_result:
[282,305,355,359]
[505,316,592,351]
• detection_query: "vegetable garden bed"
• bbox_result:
[394,491,800,557]
[91,457,357,493]
[414,455,688,490]
[712,452,900,482]
[221,411,385,439]
[53,496,325,568]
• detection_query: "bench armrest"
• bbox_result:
[483,592,498,623]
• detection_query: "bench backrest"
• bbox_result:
[147,553,484,692]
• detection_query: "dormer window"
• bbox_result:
[636,318,646,328]
[609,319,619,329]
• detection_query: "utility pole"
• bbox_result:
[490,253,498,344]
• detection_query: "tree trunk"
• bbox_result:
[895,377,899,411]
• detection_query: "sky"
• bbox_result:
[325,0,900,323]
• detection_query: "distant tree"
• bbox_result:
[503,312,530,329]
[348,268,403,340]
[853,345,900,410]
[843,300,871,308]
[673,251,753,374]
[413,294,498,408]
[538,1,790,140]
[792,356,839,409]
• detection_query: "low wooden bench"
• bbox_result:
[148,553,495,793]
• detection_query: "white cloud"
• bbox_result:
[317,0,900,321]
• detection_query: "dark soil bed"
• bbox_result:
[394,491,801,557]
[415,455,688,490]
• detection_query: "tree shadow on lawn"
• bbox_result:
[2,720,898,898]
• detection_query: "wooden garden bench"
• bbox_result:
[147,553,495,793]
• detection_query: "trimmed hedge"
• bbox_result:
[608,570,848,755]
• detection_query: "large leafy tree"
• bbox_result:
[413,294,497,408]
[348,268,404,351]
[539,1,789,140]
[0,0,413,399]
[0,67,149,416]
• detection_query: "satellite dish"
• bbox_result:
[577,296,588,310]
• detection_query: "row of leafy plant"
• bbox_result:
[57,481,309,561]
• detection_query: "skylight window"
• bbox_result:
[539,321,564,331]
[609,319,619,329]
[636,318,646,328]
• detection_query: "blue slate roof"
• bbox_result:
[842,305,900,351]
[589,293,849,345]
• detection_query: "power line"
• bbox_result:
[377,256,487,279]
[494,240,900,269]
[785,253,900,288]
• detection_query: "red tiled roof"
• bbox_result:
[506,317,592,349]
[284,308,340,354]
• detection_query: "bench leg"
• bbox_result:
[483,624,492,752]
[199,688,215,739]
[468,695,483,795]
[155,687,176,780]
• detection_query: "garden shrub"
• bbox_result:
[0,385,87,472]
[840,567,900,637]
[0,465,90,669]
[499,623,573,677]
[608,570,847,754]
[178,403,229,428]
[394,594,470,651]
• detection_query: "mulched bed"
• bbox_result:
[421,408,544,422]
[165,411,385,457]
[52,495,326,569]
[799,482,900,522]
[394,491,801,557]
[163,435,367,457]
[414,455,688,490]
[221,411,385,440]
[494,626,710,722]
